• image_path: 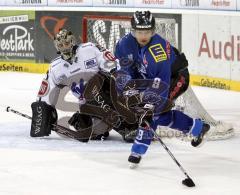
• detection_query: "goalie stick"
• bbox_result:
[6,106,90,142]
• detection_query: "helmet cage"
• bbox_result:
[54,29,76,59]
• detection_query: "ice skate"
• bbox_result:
[191,123,210,147]
[128,153,142,169]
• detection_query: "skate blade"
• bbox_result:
[129,163,139,169]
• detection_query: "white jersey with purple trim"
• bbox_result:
[36,42,117,106]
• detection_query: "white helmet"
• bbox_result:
[54,29,76,60]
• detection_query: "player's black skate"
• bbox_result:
[191,123,210,147]
[128,153,141,169]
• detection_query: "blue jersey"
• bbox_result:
[115,33,176,112]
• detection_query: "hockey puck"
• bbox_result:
[182,178,195,187]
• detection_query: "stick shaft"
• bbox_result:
[151,129,193,179]
[6,106,86,141]
[6,106,32,119]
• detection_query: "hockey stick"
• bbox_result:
[118,76,195,187]
[6,106,89,142]
[151,128,195,187]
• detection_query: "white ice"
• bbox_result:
[0,72,239,195]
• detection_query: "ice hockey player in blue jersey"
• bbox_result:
[114,11,210,168]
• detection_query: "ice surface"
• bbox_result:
[0,72,239,195]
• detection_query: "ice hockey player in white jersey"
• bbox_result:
[30,29,118,142]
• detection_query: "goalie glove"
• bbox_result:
[30,101,58,137]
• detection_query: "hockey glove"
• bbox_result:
[30,101,58,137]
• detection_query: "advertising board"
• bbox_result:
[0,11,35,61]
[93,0,134,7]
[182,14,240,90]
[172,0,236,10]
[134,0,171,8]
[6,0,47,6]
[48,0,92,6]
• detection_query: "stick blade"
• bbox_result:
[182,178,195,187]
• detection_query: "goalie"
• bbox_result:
[30,29,132,142]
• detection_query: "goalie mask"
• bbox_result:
[54,29,76,60]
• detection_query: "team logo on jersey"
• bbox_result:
[149,44,167,63]
[103,51,116,61]
[38,79,49,97]
[84,58,97,69]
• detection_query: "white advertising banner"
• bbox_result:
[6,0,47,6]
[207,0,236,10]
[93,0,134,7]
[182,13,240,89]
[172,0,205,9]
[48,0,92,6]
[134,0,171,8]
[172,0,237,10]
